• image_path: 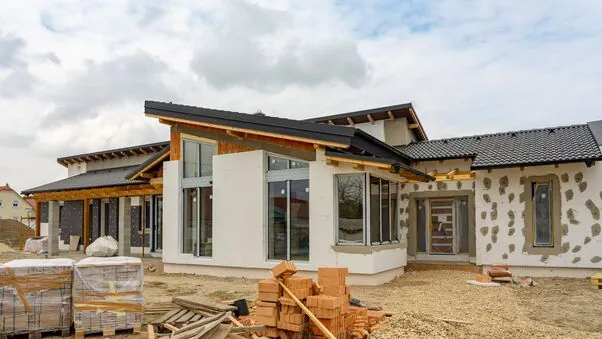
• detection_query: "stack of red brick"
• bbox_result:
[252,262,386,339]
[475,263,513,283]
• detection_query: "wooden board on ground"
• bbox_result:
[69,236,80,251]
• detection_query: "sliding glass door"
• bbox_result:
[182,186,213,257]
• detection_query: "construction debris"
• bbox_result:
[591,273,602,289]
[85,235,118,257]
[487,264,513,283]
[250,262,388,339]
[73,256,144,336]
[22,236,47,254]
[0,258,74,337]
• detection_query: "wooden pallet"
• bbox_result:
[0,327,71,339]
[151,308,204,327]
[74,326,141,339]
[591,273,602,289]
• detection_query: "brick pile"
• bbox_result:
[251,262,387,339]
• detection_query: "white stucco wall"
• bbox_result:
[355,121,385,141]
[475,162,602,269]
[161,149,407,281]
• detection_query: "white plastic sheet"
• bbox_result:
[85,235,118,257]
[23,236,48,254]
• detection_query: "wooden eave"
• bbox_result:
[324,154,431,182]
[30,183,163,202]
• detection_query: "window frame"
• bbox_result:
[180,136,216,257]
[12,200,19,208]
[523,175,561,255]
[335,172,401,246]
[264,154,310,262]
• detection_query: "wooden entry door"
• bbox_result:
[429,198,454,254]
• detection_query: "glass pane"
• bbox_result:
[430,199,454,254]
[199,187,213,256]
[381,179,390,242]
[290,180,309,261]
[183,140,200,178]
[456,198,469,253]
[534,183,552,246]
[182,188,198,254]
[336,174,364,244]
[390,182,398,241]
[268,156,289,170]
[370,176,381,244]
[155,196,163,250]
[417,199,426,252]
[268,181,288,259]
[290,160,309,169]
[200,143,216,177]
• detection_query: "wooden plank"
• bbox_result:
[202,324,232,339]
[277,280,336,339]
[230,325,266,333]
[408,123,420,129]
[164,324,179,332]
[176,310,197,323]
[172,297,237,313]
[166,309,189,324]
[148,325,155,339]
[174,312,226,335]
[152,309,181,325]
[35,201,41,236]
[324,155,392,170]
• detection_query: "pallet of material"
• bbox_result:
[0,259,74,337]
[72,256,144,335]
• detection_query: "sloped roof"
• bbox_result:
[22,166,146,195]
[57,141,169,167]
[126,145,170,180]
[398,123,602,169]
[587,120,602,146]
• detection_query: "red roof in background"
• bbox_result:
[0,184,34,208]
[24,198,36,209]
[0,185,15,192]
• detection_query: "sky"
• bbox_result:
[1,0,601,193]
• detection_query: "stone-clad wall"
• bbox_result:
[475,162,602,268]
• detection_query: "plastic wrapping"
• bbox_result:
[85,236,118,257]
[73,256,144,333]
[0,258,74,335]
[23,236,48,254]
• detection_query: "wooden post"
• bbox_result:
[35,201,41,236]
[83,198,90,250]
[277,280,336,339]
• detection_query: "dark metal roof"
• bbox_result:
[145,100,413,164]
[324,149,434,181]
[304,103,428,141]
[397,124,602,169]
[22,166,146,195]
[587,120,602,146]
[57,141,169,167]
[126,146,170,180]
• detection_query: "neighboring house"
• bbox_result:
[0,184,35,227]
[24,100,602,284]
[22,142,168,254]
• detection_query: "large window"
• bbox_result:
[266,156,309,261]
[182,138,215,257]
[335,173,400,245]
[183,139,215,178]
[533,183,552,246]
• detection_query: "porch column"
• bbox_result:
[35,201,41,237]
[48,200,60,256]
[118,196,131,256]
[83,198,90,250]
[100,200,106,236]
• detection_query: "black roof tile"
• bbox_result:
[397,124,602,169]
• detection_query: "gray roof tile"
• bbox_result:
[22,166,146,194]
[397,124,602,169]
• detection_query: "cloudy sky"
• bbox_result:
[1,0,601,192]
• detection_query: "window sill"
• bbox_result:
[331,242,406,254]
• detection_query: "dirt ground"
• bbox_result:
[1,250,601,338]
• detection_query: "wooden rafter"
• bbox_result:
[353,164,365,171]
[327,120,335,125]
[325,155,391,170]
[346,117,355,126]
[129,150,138,156]
[406,170,475,183]
[367,114,375,124]
[226,130,246,139]
[325,159,339,166]
[408,123,419,129]
[446,168,458,179]
[387,111,395,120]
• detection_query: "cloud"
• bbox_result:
[41,51,178,126]
[190,0,370,92]
[0,68,37,98]
[0,34,26,68]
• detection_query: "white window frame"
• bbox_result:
[180,136,216,257]
[12,200,19,208]
[335,172,400,246]
[264,154,310,262]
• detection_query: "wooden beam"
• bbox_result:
[346,117,355,126]
[35,201,41,236]
[367,114,375,124]
[140,173,156,179]
[408,123,420,129]
[353,164,365,171]
[428,170,437,177]
[325,155,391,170]
[170,128,181,161]
[327,120,334,125]
[102,153,112,159]
[83,198,90,250]
[148,114,350,149]
[149,146,159,152]
[129,150,138,156]
[226,130,246,139]
[387,111,395,120]
[31,184,163,202]
[139,148,147,154]
[325,159,339,167]
[446,168,458,179]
